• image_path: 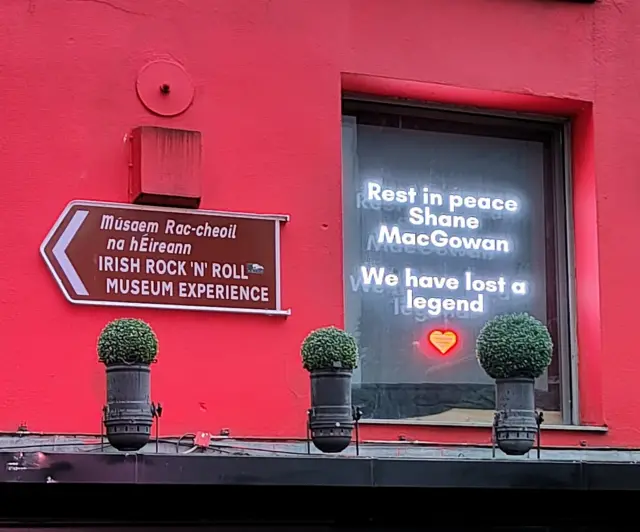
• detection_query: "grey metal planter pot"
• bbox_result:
[308,368,354,453]
[494,377,538,456]
[104,363,154,452]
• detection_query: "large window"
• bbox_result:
[342,98,576,425]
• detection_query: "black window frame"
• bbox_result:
[341,95,578,425]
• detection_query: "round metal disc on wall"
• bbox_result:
[136,60,195,117]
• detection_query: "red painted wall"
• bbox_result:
[0,0,635,447]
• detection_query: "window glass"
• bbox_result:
[342,102,570,424]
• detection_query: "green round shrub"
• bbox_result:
[476,312,553,379]
[301,326,358,372]
[97,318,158,366]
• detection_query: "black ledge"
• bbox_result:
[0,451,637,490]
[0,452,639,524]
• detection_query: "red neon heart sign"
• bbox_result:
[426,330,458,355]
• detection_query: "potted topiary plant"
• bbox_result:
[476,312,553,456]
[97,318,158,452]
[301,326,359,453]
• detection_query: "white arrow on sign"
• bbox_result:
[50,209,90,296]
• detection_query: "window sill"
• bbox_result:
[359,418,608,433]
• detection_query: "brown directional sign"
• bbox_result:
[40,200,290,316]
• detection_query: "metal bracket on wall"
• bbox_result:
[353,406,363,456]
[535,410,544,459]
[151,402,163,453]
[100,405,107,452]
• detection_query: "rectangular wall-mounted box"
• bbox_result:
[129,126,202,209]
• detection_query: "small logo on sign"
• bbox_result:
[246,263,264,274]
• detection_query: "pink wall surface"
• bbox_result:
[0,0,636,447]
